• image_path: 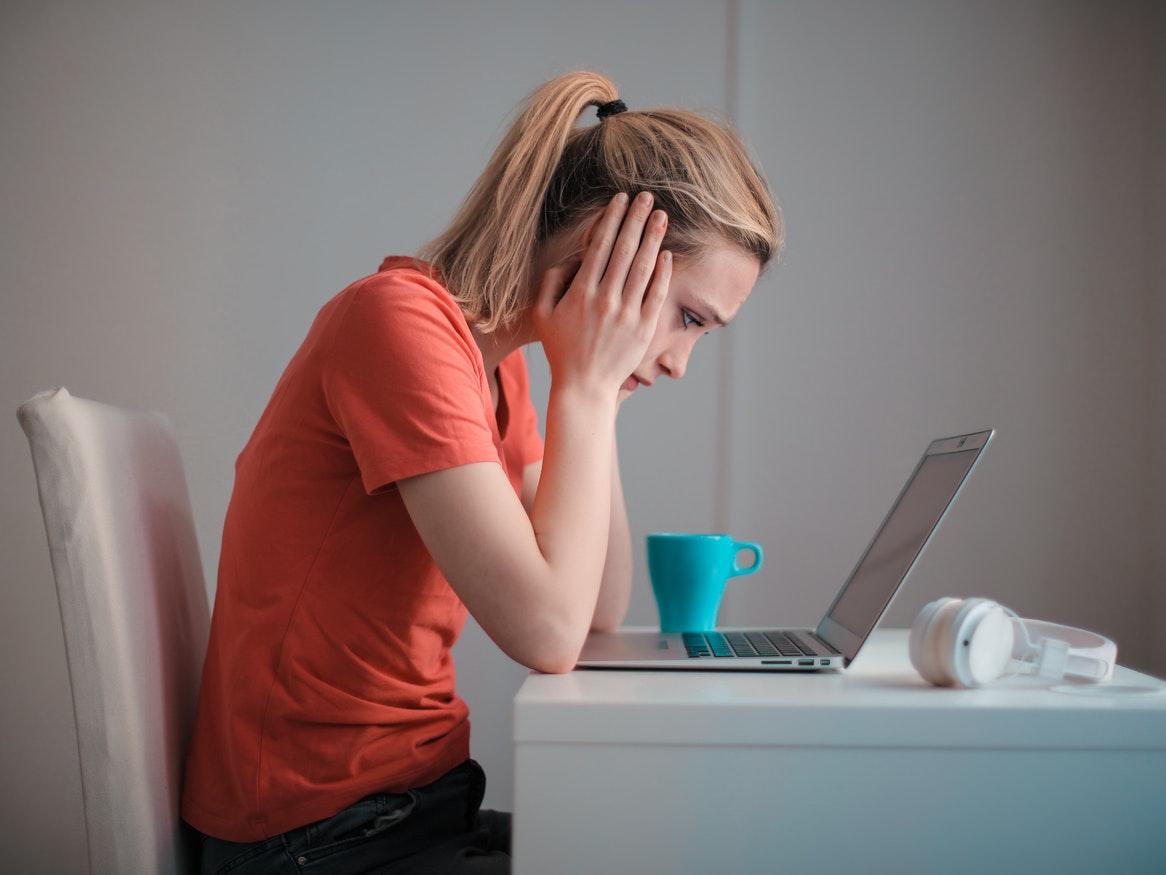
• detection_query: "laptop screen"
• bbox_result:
[824,447,981,642]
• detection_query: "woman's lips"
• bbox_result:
[623,375,638,392]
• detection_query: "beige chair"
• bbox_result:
[18,387,210,874]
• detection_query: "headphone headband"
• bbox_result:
[1007,616,1117,682]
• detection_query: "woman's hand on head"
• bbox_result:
[532,191,671,400]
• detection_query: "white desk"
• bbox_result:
[512,628,1166,874]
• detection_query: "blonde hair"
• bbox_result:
[416,70,784,333]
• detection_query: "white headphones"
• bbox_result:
[908,597,1117,688]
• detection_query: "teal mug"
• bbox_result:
[646,533,765,633]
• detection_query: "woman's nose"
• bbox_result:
[658,349,688,380]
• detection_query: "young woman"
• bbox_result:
[182,70,782,874]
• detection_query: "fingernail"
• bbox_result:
[616,192,629,205]
[663,251,672,263]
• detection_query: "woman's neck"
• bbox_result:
[470,313,538,378]
[467,230,577,377]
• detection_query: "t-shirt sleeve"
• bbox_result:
[504,348,545,468]
[321,271,501,495]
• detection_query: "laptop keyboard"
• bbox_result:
[682,630,839,659]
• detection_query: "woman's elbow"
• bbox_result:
[524,637,581,674]
[530,655,578,674]
[507,612,586,674]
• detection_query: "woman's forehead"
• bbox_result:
[672,244,760,317]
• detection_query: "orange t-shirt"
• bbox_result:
[181,256,544,842]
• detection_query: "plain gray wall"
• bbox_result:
[1152,0,1166,681]
[2,2,1162,871]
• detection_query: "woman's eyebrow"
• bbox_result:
[693,296,729,327]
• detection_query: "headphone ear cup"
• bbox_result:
[910,598,960,685]
[962,605,1014,686]
[942,599,1000,688]
[928,599,971,686]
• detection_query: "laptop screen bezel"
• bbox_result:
[815,429,994,666]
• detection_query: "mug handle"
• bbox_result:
[729,541,764,577]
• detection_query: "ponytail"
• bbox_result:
[417,72,618,333]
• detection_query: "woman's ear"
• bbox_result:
[552,260,582,307]
[549,208,604,271]
[579,209,605,251]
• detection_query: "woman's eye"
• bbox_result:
[681,309,704,330]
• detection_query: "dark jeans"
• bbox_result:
[194,759,510,874]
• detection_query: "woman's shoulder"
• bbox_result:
[350,255,448,300]
[376,255,444,283]
[321,256,479,370]
[334,256,464,324]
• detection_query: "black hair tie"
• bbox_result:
[597,99,627,120]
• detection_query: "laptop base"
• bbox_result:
[576,628,846,672]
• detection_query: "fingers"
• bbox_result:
[600,191,657,298]
[639,250,672,328]
[573,193,630,292]
[620,207,668,309]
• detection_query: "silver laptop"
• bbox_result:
[577,429,994,671]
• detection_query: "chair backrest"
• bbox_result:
[17,387,210,874]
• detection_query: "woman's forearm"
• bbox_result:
[529,383,617,662]
[592,430,633,631]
